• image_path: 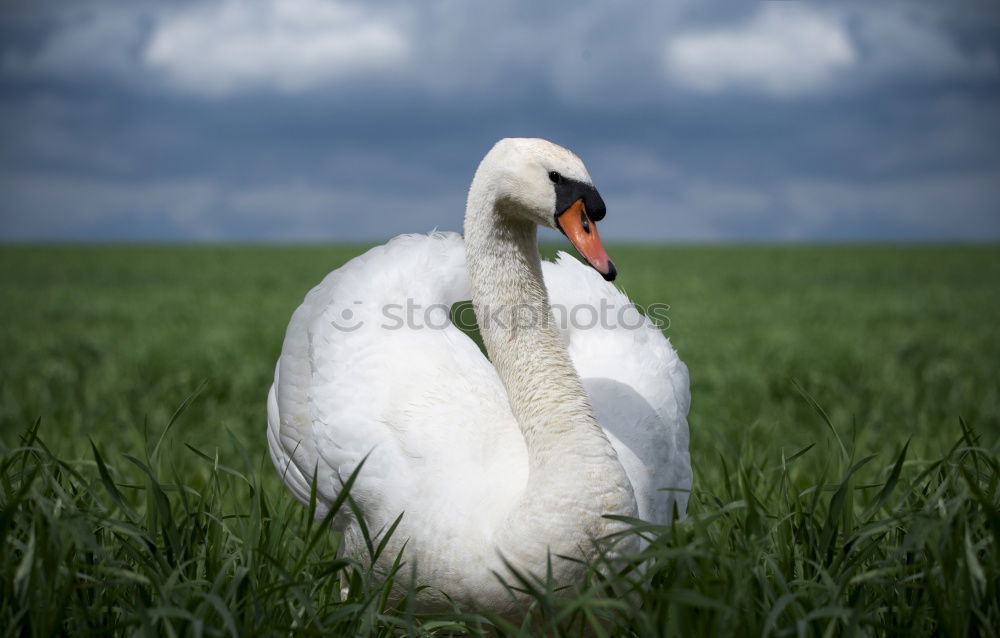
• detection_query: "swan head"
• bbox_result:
[477,138,616,281]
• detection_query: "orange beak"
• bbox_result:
[555,199,616,281]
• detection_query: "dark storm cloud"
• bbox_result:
[1,0,998,241]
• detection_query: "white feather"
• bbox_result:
[267,138,692,613]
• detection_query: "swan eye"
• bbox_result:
[548,171,562,184]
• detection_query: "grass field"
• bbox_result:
[1,243,998,635]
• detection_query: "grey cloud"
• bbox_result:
[7,1,994,100]
[663,4,856,97]
[7,158,996,242]
[0,170,465,241]
[0,0,998,242]
[850,6,999,81]
[1,5,154,83]
[597,166,1000,242]
[143,0,411,96]
[776,172,1000,240]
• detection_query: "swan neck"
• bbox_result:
[463,171,636,564]
[464,189,599,462]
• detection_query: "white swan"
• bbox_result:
[267,138,691,614]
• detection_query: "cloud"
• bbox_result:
[0,172,223,240]
[2,1,998,242]
[596,170,1000,242]
[143,0,410,96]
[661,3,999,98]
[579,142,1000,241]
[663,4,856,97]
[5,1,995,102]
[775,171,1000,239]
[1,6,150,80]
[852,7,999,80]
[0,171,463,241]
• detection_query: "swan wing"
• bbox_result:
[267,232,526,546]
[542,252,692,523]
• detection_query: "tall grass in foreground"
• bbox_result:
[2,394,996,636]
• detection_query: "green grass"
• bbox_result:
[1,243,998,635]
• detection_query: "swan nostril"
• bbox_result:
[581,209,590,234]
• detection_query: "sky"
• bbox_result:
[1,0,999,242]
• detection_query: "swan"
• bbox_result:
[266,138,691,614]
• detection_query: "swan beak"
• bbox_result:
[555,199,616,282]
